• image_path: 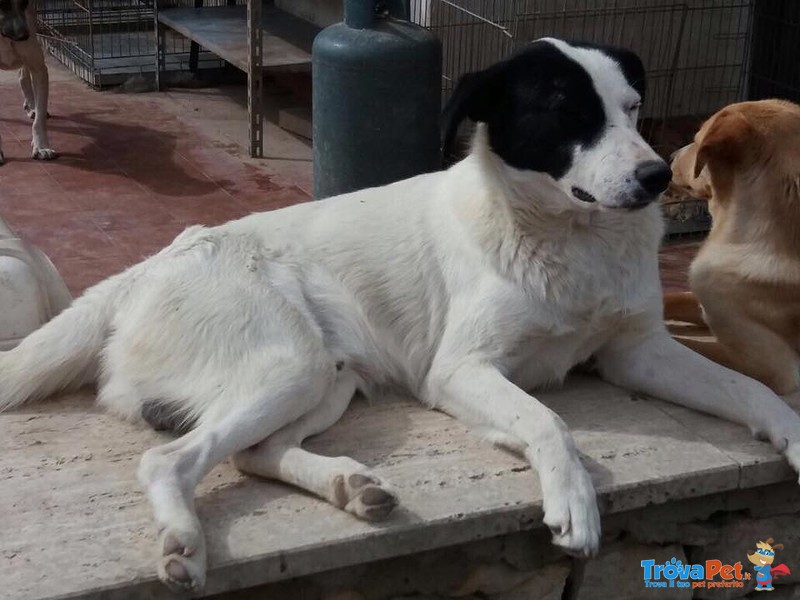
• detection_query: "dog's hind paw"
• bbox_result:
[332,472,398,521]
[156,526,207,592]
[31,147,57,161]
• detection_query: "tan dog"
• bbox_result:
[664,99,800,394]
[0,0,56,164]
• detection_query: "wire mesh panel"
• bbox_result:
[37,0,241,86]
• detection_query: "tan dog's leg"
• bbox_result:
[697,299,800,395]
[664,291,705,325]
[19,66,36,119]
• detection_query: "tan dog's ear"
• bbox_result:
[773,543,784,551]
[694,110,755,178]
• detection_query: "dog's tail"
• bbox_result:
[0,273,125,411]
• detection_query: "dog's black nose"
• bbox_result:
[635,160,672,195]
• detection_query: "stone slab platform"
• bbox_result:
[2,376,799,600]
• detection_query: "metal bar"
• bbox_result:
[188,0,203,72]
[437,0,512,38]
[247,0,263,158]
[154,0,165,91]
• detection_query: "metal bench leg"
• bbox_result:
[248,0,263,158]
[154,0,165,92]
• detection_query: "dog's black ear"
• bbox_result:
[569,41,647,102]
[441,68,503,164]
[602,46,647,102]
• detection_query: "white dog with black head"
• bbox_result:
[2,38,799,591]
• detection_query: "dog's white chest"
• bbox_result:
[498,234,655,389]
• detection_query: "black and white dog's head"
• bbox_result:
[442,38,671,211]
[0,0,31,42]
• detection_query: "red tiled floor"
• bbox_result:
[0,64,312,296]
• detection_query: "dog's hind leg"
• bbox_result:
[20,67,35,119]
[234,368,398,521]
[18,43,56,160]
[137,352,334,592]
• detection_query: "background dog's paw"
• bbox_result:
[31,147,57,161]
[0,150,5,166]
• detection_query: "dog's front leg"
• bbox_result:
[597,325,800,478]
[29,64,55,160]
[20,67,36,119]
[423,362,601,557]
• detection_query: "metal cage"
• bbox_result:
[36,0,244,86]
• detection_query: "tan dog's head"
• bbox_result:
[0,0,31,42]
[670,99,800,204]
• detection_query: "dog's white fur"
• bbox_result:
[2,41,800,591]
[0,4,55,163]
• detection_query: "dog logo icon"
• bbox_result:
[747,538,791,591]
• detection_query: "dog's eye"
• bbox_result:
[627,102,642,114]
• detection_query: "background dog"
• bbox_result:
[665,100,800,394]
[2,41,800,592]
[0,0,56,164]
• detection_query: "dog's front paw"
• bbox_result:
[541,459,601,558]
[157,526,207,592]
[783,440,800,483]
[31,146,57,161]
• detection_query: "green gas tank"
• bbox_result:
[312,0,442,199]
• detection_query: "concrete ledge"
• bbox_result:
[2,375,799,600]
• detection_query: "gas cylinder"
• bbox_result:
[312,0,442,199]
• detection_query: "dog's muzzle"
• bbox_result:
[619,159,672,210]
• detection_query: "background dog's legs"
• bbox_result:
[20,67,35,119]
[137,356,333,591]
[423,363,601,557]
[29,64,55,160]
[234,369,397,520]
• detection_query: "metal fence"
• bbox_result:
[36,0,243,86]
